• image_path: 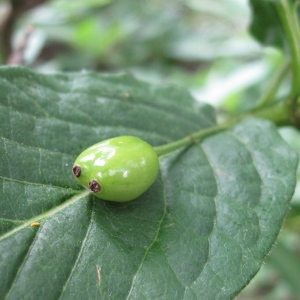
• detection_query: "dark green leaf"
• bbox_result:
[249,0,286,49]
[0,67,297,299]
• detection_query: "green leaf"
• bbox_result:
[249,0,286,49]
[267,240,300,296]
[249,0,300,109]
[0,67,298,299]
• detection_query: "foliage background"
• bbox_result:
[0,0,300,299]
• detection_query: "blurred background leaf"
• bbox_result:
[249,0,286,50]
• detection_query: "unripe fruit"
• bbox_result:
[72,136,159,202]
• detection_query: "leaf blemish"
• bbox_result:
[189,135,197,143]
[216,169,231,178]
[122,92,130,99]
[96,265,101,285]
[30,222,40,227]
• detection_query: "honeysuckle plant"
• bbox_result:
[0,0,300,299]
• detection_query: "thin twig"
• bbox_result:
[0,0,47,61]
[96,265,101,286]
[8,24,34,65]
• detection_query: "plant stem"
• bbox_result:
[251,101,291,125]
[255,59,290,109]
[154,102,291,157]
[155,0,300,158]
[277,0,300,97]
[154,120,236,156]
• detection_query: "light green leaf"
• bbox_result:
[0,67,297,299]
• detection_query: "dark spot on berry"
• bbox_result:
[72,165,82,177]
[89,180,101,193]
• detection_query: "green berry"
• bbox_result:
[72,136,159,202]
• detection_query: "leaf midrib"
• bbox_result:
[0,190,90,243]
